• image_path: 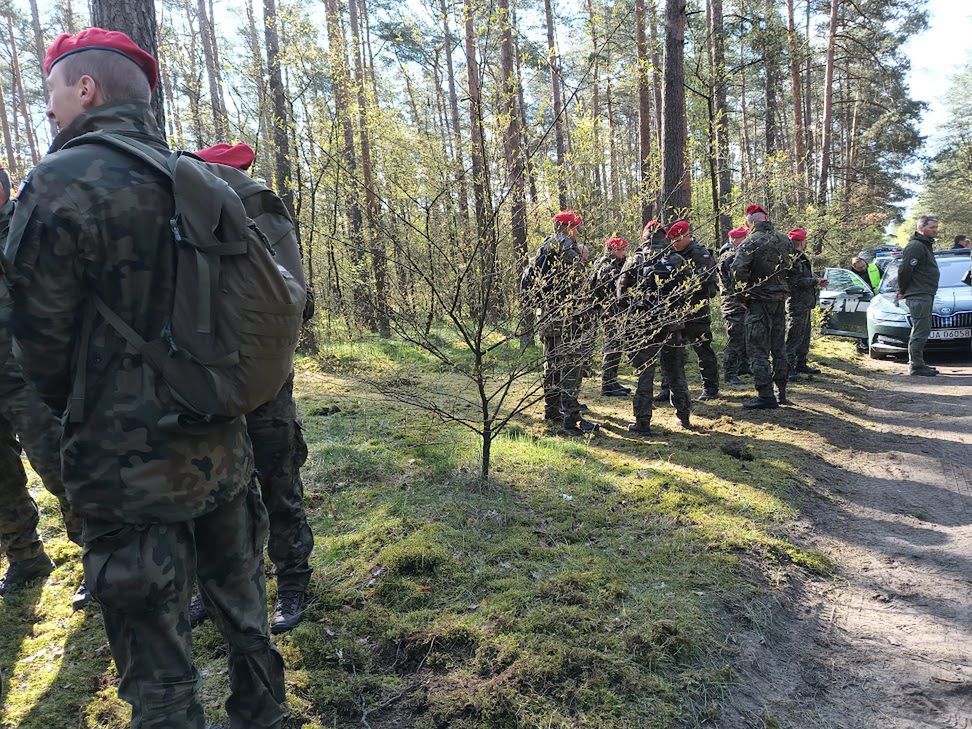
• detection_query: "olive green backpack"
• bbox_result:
[63,131,304,428]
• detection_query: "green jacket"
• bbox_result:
[0,101,253,525]
[898,233,940,299]
[731,220,793,302]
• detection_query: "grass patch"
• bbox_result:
[1,331,842,728]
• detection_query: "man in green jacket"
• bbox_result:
[2,28,286,727]
[898,215,942,376]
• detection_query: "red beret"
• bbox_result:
[745,204,768,216]
[665,219,690,239]
[44,27,158,91]
[728,226,749,240]
[605,236,629,252]
[787,227,807,242]
[642,219,662,236]
[194,142,255,171]
[553,210,582,227]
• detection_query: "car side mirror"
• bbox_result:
[845,286,866,296]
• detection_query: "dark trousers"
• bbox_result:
[785,307,812,369]
[601,314,623,388]
[722,308,749,378]
[247,372,313,592]
[660,317,719,393]
[905,295,933,369]
[630,332,690,424]
[542,322,583,419]
[83,481,287,729]
[745,300,788,397]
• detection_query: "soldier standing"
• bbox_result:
[186,142,314,633]
[898,215,942,377]
[617,222,691,434]
[590,236,631,397]
[527,210,599,433]
[2,29,286,727]
[785,228,827,381]
[732,204,794,410]
[655,220,719,401]
[0,169,86,607]
[718,226,751,386]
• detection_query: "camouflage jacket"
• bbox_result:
[618,245,690,335]
[788,247,820,313]
[679,239,717,318]
[588,254,625,315]
[717,245,746,315]
[0,101,252,525]
[530,233,587,322]
[731,221,793,302]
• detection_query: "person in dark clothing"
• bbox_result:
[590,236,631,396]
[898,215,942,376]
[952,235,970,250]
[784,228,828,380]
[718,226,751,385]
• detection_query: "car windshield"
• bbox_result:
[879,256,972,293]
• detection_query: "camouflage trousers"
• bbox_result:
[722,308,750,378]
[0,360,82,562]
[745,300,789,397]
[629,331,690,425]
[785,307,813,369]
[83,479,287,729]
[541,322,583,420]
[661,317,719,393]
[247,372,313,592]
[601,314,624,389]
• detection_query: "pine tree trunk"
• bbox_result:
[348,0,390,337]
[439,0,469,221]
[708,0,731,244]
[804,0,813,182]
[6,15,40,164]
[464,0,489,242]
[606,77,620,205]
[634,0,652,223]
[196,0,226,138]
[786,0,806,207]
[543,0,568,209]
[28,0,57,139]
[762,0,778,157]
[818,0,839,204]
[585,0,604,198]
[323,0,370,328]
[89,0,165,129]
[207,0,228,123]
[660,0,689,219]
[245,0,271,177]
[0,79,18,178]
[649,0,663,155]
[263,0,298,235]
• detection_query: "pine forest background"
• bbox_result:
[0,0,963,340]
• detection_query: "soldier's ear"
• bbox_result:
[78,75,104,110]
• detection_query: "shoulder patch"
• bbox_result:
[910,258,918,266]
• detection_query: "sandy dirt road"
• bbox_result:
[723,352,972,728]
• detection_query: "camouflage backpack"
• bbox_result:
[62,131,304,427]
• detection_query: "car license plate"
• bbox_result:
[928,328,971,340]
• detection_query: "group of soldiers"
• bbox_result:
[527,204,829,434]
[0,27,310,728]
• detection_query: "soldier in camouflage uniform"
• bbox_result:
[718,226,751,386]
[0,170,86,604]
[525,210,599,433]
[187,143,314,634]
[732,205,795,410]
[784,227,826,381]
[1,29,286,728]
[589,236,631,397]
[655,221,719,402]
[617,221,691,434]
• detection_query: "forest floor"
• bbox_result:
[0,333,968,728]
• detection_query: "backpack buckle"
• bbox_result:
[170,216,184,243]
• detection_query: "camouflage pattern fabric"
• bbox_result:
[629,332,690,425]
[660,316,719,393]
[732,221,793,302]
[722,309,750,378]
[746,300,789,397]
[589,255,626,388]
[247,372,313,592]
[600,314,623,388]
[0,357,83,560]
[83,480,287,728]
[1,101,252,524]
[785,309,812,370]
[541,321,584,420]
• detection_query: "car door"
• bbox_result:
[819,268,871,338]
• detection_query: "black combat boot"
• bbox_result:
[776,383,793,405]
[188,593,210,628]
[675,412,691,429]
[563,416,600,434]
[743,395,779,410]
[698,389,719,402]
[653,388,671,403]
[724,373,744,386]
[0,553,55,596]
[796,364,821,375]
[909,365,938,377]
[626,420,652,435]
[787,370,802,382]
[72,580,92,611]
[271,590,307,634]
[601,382,630,397]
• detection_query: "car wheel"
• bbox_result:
[855,339,869,354]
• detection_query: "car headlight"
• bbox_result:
[869,299,909,324]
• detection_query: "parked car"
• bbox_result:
[819,249,972,359]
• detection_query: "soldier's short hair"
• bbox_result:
[55,49,152,104]
[917,214,939,227]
